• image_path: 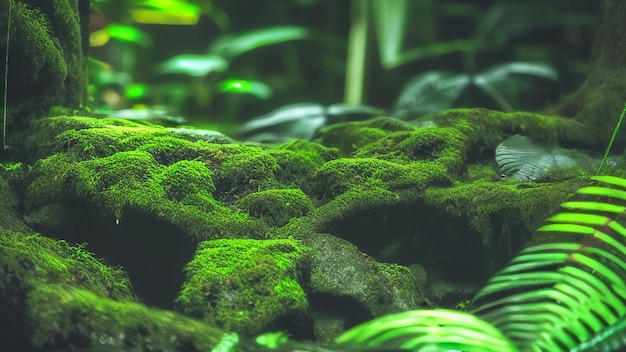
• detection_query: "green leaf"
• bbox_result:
[208,26,310,59]
[335,309,519,352]
[108,24,152,47]
[218,79,272,100]
[156,54,229,77]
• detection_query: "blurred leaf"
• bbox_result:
[472,62,558,112]
[131,0,200,24]
[372,0,408,69]
[238,103,327,143]
[393,71,472,119]
[208,26,310,59]
[335,309,518,352]
[495,135,597,181]
[238,103,382,143]
[90,24,153,47]
[393,62,558,119]
[156,54,229,77]
[125,83,149,100]
[218,79,273,100]
[475,2,596,45]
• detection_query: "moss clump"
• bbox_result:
[434,108,585,155]
[211,144,282,202]
[24,116,166,161]
[0,175,30,232]
[67,150,164,222]
[156,159,215,202]
[0,230,135,349]
[175,239,310,336]
[25,148,265,240]
[310,157,450,200]
[27,284,225,350]
[270,139,339,188]
[315,116,417,155]
[0,230,134,302]
[423,177,589,269]
[303,234,425,322]
[353,127,469,174]
[236,189,314,227]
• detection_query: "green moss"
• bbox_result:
[67,150,164,221]
[211,144,282,201]
[0,0,87,134]
[315,116,417,155]
[175,239,310,335]
[311,157,450,199]
[281,186,402,236]
[24,116,164,161]
[156,159,215,202]
[423,177,589,267]
[270,139,339,188]
[0,230,134,302]
[434,108,585,154]
[25,153,75,212]
[236,189,314,227]
[27,284,225,350]
[0,175,31,232]
[353,127,469,174]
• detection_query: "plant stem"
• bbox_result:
[597,103,626,175]
[344,0,369,105]
[3,0,10,150]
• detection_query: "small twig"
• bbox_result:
[3,0,11,150]
[597,103,626,175]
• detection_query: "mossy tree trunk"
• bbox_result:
[0,0,88,138]
[555,0,626,150]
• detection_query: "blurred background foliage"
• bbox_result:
[87,0,598,136]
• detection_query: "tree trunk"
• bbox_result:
[0,0,88,134]
[554,0,626,150]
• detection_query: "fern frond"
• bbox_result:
[335,309,519,352]
[471,175,626,351]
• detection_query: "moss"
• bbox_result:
[25,153,75,212]
[270,139,339,188]
[211,144,282,202]
[27,284,225,350]
[315,116,417,155]
[0,175,30,232]
[423,177,589,268]
[0,0,86,135]
[353,127,469,174]
[0,230,134,303]
[24,116,164,161]
[175,239,310,335]
[67,150,164,222]
[236,189,314,227]
[376,263,424,311]
[156,159,215,202]
[310,157,450,200]
[434,108,585,156]
[303,233,424,321]
[280,186,402,236]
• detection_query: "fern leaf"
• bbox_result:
[335,309,519,352]
[471,176,626,351]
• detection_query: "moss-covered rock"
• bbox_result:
[315,116,418,155]
[236,188,314,227]
[27,284,226,351]
[0,0,87,138]
[302,233,430,342]
[1,106,608,350]
[423,177,589,271]
[0,230,134,349]
[0,164,31,232]
[175,239,310,336]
